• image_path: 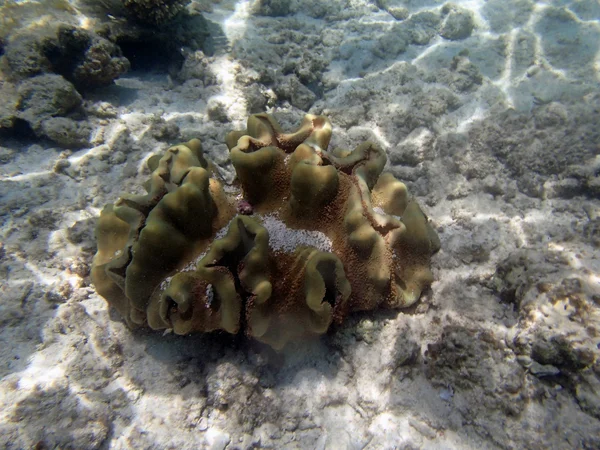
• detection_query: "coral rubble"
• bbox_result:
[92,114,440,349]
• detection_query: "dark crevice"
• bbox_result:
[165,295,177,322]
[316,260,338,308]
[245,137,270,153]
[207,222,259,335]
[237,220,257,254]
[394,273,407,292]
[117,37,184,73]
[116,197,159,217]
[205,222,257,303]
[371,217,402,236]
[207,285,221,312]
[2,118,35,140]
[277,136,306,153]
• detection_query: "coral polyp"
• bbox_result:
[92,114,440,349]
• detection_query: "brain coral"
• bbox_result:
[92,114,441,349]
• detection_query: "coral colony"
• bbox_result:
[92,114,440,349]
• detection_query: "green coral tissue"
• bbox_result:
[91,114,441,349]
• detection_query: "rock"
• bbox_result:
[374,24,409,58]
[54,25,130,89]
[534,102,569,129]
[275,75,317,111]
[244,84,269,114]
[251,0,293,17]
[406,11,441,46]
[17,74,82,131]
[7,381,111,449]
[575,372,600,419]
[388,7,409,21]
[542,177,582,199]
[53,158,71,173]
[583,218,600,247]
[206,428,231,450]
[512,30,536,77]
[447,55,482,91]
[389,127,435,167]
[4,25,129,89]
[528,360,561,377]
[482,175,505,196]
[0,147,15,164]
[207,100,229,123]
[535,6,600,73]
[482,0,534,33]
[3,32,54,78]
[177,51,216,85]
[440,4,475,41]
[85,101,118,119]
[531,335,595,371]
[0,82,20,133]
[41,117,91,148]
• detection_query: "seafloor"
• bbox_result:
[0,0,599,448]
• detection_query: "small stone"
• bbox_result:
[483,175,505,196]
[207,100,229,123]
[86,101,118,118]
[516,355,532,368]
[42,117,91,148]
[53,158,71,173]
[44,282,73,304]
[150,121,180,141]
[388,7,409,20]
[206,428,231,450]
[529,361,560,377]
[197,417,208,431]
[67,260,90,278]
[0,147,15,164]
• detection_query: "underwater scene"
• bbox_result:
[0,0,599,448]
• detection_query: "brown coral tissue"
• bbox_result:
[91,113,441,349]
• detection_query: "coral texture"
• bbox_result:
[123,0,189,26]
[92,114,440,349]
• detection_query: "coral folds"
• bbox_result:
[92,114,440,349]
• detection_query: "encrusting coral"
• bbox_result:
[92,114,440,349]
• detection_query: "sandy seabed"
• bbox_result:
[1,0,600,448]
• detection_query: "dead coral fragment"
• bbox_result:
[92,114,440,349]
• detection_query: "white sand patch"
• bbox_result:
[222,1,252,44]
[259,214,332,253]
[207,56,248,121]
[157,213,331,292]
